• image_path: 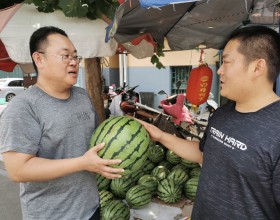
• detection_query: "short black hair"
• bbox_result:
[29,26,68,73]
[226,26,280,82]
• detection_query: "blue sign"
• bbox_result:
[105,7,125,43]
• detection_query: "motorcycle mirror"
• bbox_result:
[126,85,139,93]
[158,90,167,95]
[122,82,126,89]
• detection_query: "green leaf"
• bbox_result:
[156,43,165,57]
[86,3,98,20]
[95,0,119,20]
[156,62,165,69]
[151,54,165,69]
[157,49,165,57]
[23,0,120,20]
[25,0,60,13]
[58,0,88,17]
[151,55,159,64]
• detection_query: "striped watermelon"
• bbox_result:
[99,190,114,209]
[167,169,189,185]
[110,176,134,199]
[171,164,189,173]
[166,150,181,164]
[141,159,156,174]
[126,185,152,209]
[96,174,111,191]
[148,144,165,163]
[102,200,130,220]
[159,160,174,171]
[157,179,182,203]
[151,165,170,180]
[189,167,202,178]
[181,159,201,169]
[90,116,150,176]
[137,174,158,195]
[129,169,146,183]
[184,177,199,201]
[148,140,156,148]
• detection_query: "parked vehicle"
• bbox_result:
[157,89,219,140]
[108,83,140,117]
[0,78,24,102]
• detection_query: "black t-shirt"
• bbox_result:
[192,101,280,220]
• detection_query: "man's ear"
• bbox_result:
[32,52,43,68]
[252,59,266,79]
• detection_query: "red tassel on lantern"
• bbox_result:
[186,64,213,106]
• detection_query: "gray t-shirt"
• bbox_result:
[0,85,99,220]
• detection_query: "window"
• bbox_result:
[8,80,23,87]
[171,66,192,95]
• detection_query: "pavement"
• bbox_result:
[0,159,22,220]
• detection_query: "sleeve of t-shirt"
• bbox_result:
[199,110,217,152]
[199,125,208,152]
[0,99,41,155]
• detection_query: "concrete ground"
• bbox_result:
[0,161,21,220]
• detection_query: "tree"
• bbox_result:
[84,58,106,122]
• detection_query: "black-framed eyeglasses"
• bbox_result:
[37,52,83,64]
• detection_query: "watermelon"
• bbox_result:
[148,140,156,148]
[137,174,158,195]
[102,200,130,220]
[110,176,134,199]
[181,159,201,169]
[90,116,150,176]
[157,179,182,203]
[151,165,170,180]
[99,190,114,209]
[129,169,146,183]
[126,185,152,209]
[167,169,189,185]
[189,167,202,178]
[166,150,181,164]
[97,174,111,191]
[159,160,174,171]
[171,164,189,173]
[184,177,199,201]
[141,159,157,174]
[148,144,165,163]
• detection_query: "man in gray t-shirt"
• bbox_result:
[0,26,123,220]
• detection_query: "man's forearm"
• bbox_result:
[3,152,85,182]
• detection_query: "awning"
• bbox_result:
[0,3,118,72]
[0,39,17,72]
[108,0,280,55]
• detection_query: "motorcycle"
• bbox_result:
[107,83,140,118]
[157,90,218,140]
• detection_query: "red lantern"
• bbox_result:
[186,64,213,106]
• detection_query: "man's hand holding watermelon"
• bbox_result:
[83,142,124,179]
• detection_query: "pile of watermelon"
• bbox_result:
[90,116,201,220]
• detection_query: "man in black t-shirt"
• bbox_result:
[138,26,280,219]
